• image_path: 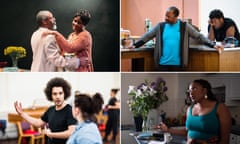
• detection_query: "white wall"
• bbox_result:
[0,72,120,113]
[200,0,240,35]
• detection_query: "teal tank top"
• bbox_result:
[186,102,220,140]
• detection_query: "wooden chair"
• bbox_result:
[16,121,44,144]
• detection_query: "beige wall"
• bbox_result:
[183,0,199,27]
[121,0,199,36]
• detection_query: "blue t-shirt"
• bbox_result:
[160,20,181,65]
[186,102,220,140]
[66,121,103,144]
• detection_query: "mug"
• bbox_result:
[164,132,172,143]
[121,38,133,48]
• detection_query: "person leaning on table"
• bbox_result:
[208,9,240,44]
[157,79,231,144]
[128,6,223,71]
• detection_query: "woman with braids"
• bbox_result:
[67,93,104,144]
[45,9,93,72]
[157,79,231,144]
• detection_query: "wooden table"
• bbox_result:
[121,45,240,72]
[8,106,108,125]
[187,45,240,71]
[8,106,48,123]
[121,47,155,71]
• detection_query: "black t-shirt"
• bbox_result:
[41,104,77,144]
[107,97,119,118]
[208,18,240,41]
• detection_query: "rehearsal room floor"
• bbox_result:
[0,131,120,144]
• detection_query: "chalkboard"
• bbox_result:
[0,0,120,71]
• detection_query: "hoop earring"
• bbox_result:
[205,94,208,99]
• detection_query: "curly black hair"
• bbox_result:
[74,9,91,26]
[209,9,224,19]
[44,77,72,101]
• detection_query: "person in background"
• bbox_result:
[157,79,231,144]
[67,93,104,144]
[30,10,88,72]
[208,9,240,44]
[103,88,120,143]
[14,77,77,144]
[129,6,223,71]
[44,9,93,72]
[74,90,81,96]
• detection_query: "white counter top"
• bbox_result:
[190,44,240,51]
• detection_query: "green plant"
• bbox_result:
[127,77,168,120]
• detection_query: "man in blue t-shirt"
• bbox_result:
[131,6,223,71]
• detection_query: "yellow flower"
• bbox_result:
[4,46,27,59]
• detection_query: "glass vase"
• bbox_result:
[142,117,148,132]
[11,56,18,67]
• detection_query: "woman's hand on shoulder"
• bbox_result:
[42,30,56,38]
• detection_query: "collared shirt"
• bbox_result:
[66,121,102,144]
[30,27,79,72]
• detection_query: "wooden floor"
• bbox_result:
[0,131,120,144]
[0,139,16,144]
[101,130,120,144]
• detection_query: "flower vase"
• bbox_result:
[11,56,18,67]
[142,117,148,132]
[133,115,143,132]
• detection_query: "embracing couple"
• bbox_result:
[31,10,93,72]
